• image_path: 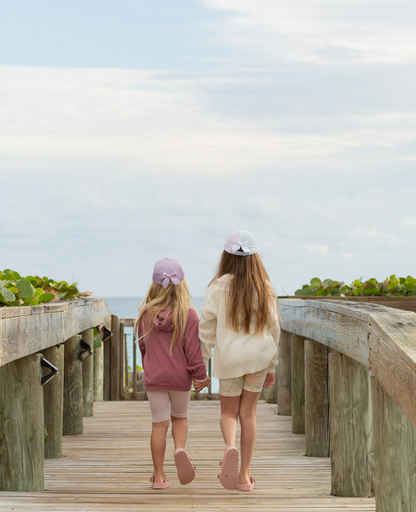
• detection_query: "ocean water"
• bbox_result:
[102,296,218,392]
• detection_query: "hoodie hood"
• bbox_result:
[154,310,174,332]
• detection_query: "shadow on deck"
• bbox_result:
[0,401,375,511]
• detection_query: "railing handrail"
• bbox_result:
[0,298,112,368]
[279,298,416,428]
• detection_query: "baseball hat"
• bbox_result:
[152,258,185,289]
[224,229,257,256]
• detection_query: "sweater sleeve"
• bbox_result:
[183,311,208,381]
[267,299,281,374]
[198,285,219,372]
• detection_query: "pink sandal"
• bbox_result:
[150,475,170,489]
[174,448,196,485]
[238,476,256,491]
[218,446,239,490]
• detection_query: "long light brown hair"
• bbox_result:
[134,280,195,354]
[210,251,279,334]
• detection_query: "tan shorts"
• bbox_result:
[147,390,191,423]
[219,368,268,397]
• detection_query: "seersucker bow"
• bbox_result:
[231,239,250,254]
[162,272,181,288]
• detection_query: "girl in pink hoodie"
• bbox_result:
[135,258,210,490]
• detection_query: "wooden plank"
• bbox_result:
[0,401,376,511]
[43,344,65,459]
[291,334,305,434]
[305,339,329,457]
[372,377,416,512]
[329,353,374,497]
[277,330,292,415]
[0,354,44,491]
[280,300,370,366]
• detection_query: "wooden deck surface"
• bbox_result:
[0,401,376,511]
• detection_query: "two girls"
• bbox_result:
[136,230,280,491]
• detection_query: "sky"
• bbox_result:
[1,0,416,297]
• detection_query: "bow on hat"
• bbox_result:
[231,239,250,254]
[162,272,181,288]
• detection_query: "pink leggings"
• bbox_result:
[147,390,191,423]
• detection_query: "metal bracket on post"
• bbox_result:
[41,357,59,386]
[78,339,93,361]
[102,326,113,342]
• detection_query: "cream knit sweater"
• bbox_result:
[199,274,281,380]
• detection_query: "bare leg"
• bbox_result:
[171,415,188,450]
[220,395,241,447]
[151,419,169,483]
[238,389,261,484]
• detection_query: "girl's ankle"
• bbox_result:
[153,471,165,483]
[239,471,251,484]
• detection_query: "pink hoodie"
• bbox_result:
[138,308,207,391]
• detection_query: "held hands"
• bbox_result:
[193,376,211,393]
[263,373,275,389]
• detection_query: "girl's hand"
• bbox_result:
[193,376,211,393]
[263,373,275,388]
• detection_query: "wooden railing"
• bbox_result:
[1,297,415,511]
[278,298,416,512]
[0,298,111,492]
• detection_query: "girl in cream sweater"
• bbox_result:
[197,229,281,491]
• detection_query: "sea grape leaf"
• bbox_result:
[39,293,55,303]
[35,288,44,297]
[0,287,16,302]
[16,280,35,298]
[310,278,321,287]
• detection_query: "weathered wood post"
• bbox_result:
[43,344,64,458]
[63,335,83,435]
[0,354,44,491]
[103,335,111,401]
[372,377,416,511]
[81,328,94,416]
[111,315,120,401]
[277,330,292,415]
[93,341,104,402]
[305,339,329,456]
[328,352,374,497]
[291,334,305,434]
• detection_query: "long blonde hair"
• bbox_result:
[134,279,195,354]
[211,251,279,334]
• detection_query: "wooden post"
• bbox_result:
[103,335,111,401]
[277,330,292,415]
[81,328,94,416]
[43,344,64,458]
[305,339,329,457]
[119,323,124,399]
[124,333,129,389]
[372,377,416,511]
[63,335,83,435]
[110,315,120,401]
[0,354,44,491]
[328,352,374,497]
[93,342,104,402]
[291,334,305,434]
[132,332,137,400]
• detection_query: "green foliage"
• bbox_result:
[295,275,416,297]
[44,424,49,444]
[93,326,103,350]
[0,269,85,307]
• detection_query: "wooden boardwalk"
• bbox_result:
[0,401,375,512]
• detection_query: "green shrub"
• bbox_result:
[295,275,416,297]
[0,269,86,307]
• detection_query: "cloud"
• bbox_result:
[307,245,329,255]
[200,0,416,65]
